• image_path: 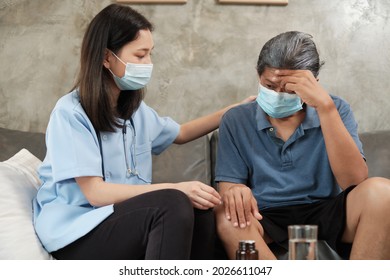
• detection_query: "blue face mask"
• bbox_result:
[256,84,303,118]
[109,52,153,91]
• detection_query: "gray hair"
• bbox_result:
[256,31,324,77]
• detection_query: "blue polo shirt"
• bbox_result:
[33,90,180,252]
[215,95,364,210]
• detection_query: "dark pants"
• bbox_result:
[260,186,356,257]
[52,189,216,260]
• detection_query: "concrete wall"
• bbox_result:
[1,0,389,133]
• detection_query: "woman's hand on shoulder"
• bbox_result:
[239,95,257,104]
[225,95,257,112]
[175,181,222,210]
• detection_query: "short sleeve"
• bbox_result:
[215,112,249,184]
[45,107,102,182]
[151,116,180,155]
[135,102,180,155]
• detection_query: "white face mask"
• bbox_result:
[109,51,153,91]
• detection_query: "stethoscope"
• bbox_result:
[96,118,138,181]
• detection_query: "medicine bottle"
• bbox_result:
[236,240,259,260]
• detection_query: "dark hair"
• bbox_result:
[256,31,324,77]
[72,4,154,132]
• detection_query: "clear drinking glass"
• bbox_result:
[288,225,318,260]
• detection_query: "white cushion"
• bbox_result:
[0,149,52,259]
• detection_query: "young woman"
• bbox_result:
[33,3,254,260]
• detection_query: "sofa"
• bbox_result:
[1,127,389,259]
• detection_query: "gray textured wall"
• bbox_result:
[1,0,389,133]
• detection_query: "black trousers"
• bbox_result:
[260,186,356,256]
[52,189,216,260]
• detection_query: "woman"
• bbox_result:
[33,4,253,260]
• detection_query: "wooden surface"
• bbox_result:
[218,0,288,5]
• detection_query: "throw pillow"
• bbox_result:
[0,149,52,259]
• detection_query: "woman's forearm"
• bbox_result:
[174,103,238,144]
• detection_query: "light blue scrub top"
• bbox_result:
[33,90,180,252]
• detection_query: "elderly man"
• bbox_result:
[215,31,390,260]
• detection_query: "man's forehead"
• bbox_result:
[260,67,280,82]
[263,67,279,74]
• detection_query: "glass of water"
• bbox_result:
[288,225,318,260]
